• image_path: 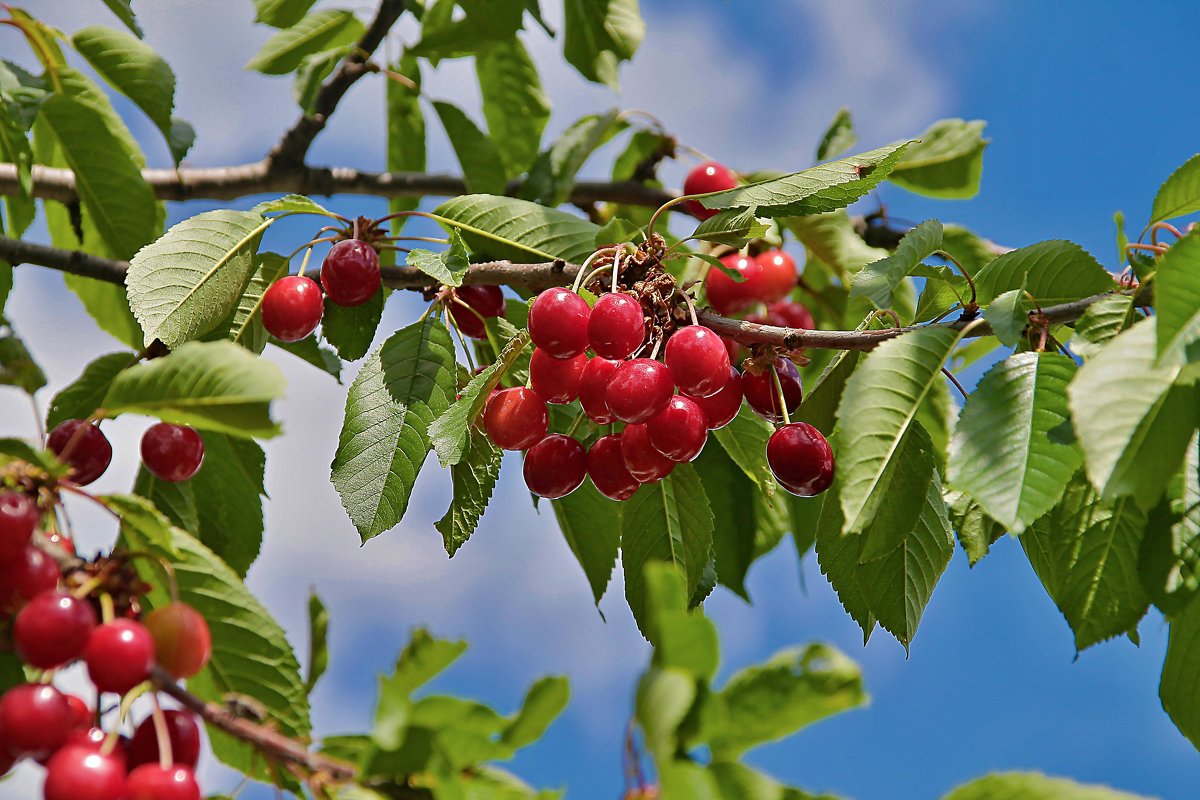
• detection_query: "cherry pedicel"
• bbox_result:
[742,358,803,423]
[142,602,212,679]
[13,590,97,669]
[705,253,765,316]
[587,292,645,359]
[767,423,834,497]
[689,367,744,430]
[43,744,127,800]
[261,275,323,342]
[529,349,587,404]
[128,710,202,768]
[483,387,549,451]
[529,288,591,358]
[449,285,505,340]
[605,359,674,424]
[647,396,708,462]
[578,357,620,424]
[0,684,73,758]
[664,326,730,398]
[587,435,640,501]
[47,420,112,486]
[682,161,738,220]
[755,249,799,302]
[83,619,157,695]
[125,764,202,800]
[523,434,587,499]
[321,239,381,307]
[141,423,205,482]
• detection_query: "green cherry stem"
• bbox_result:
[150,694,175,771]
[770,364,791,426]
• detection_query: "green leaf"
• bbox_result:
[435,428,501,556]
[321,289,384,361]
[293,46,348,112]
[306,589,329,694]
[252,194,330,216]
[562,0,644,89]
[255,0,320,27]
[784,212,889,281]
[942,772,1154,800]
[409,0,522,61]
[64,274,144,350]
[551,480,621,606]
[209,251,290,355]
[1161,592,1200,750]
[102,341,285,438]
[1155,228,1200,364]
[522,110,624,206]
[888,119,988,199]
[100,0,143,37]
[246,9,363,75]
[708,762,838,800]
[406,229,471,287]
[0,650,26,696]
[635,666,696,759]
[47,351,138,430]
[948,352,1082,533]
[946,489,1006,567]
[816,107,857,162]
[0,437,68,477]
[476,37,550,179]
[712,406,776,494]
[272,337,342,382]
[331,317,457,542]
[433,194,599,264]
[386,54,425,230]
[643,562,719,681]
[611,128,672,183]
[797,350,861,436]
[693,443,756,600]
[850,219,942,309]
[184,433,267,576]
[499,676,569,751]
[972,240,1114,306]
[690,207,770,249]
[0,318,45,395]
[433,101,508,196]
[1070,293,1133,359]
[983,288,1032,347]
[1151,152,1200,224]
[132,467,198,544]
[373,629,467,750]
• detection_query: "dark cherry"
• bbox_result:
[483,388,549,451]
[722,336,745,367]
[605,359,674,424]
[128,710,201,769]
[689,367,744,430]
[586,435,640,502]
[528,288,591,358]
[705,253,766,316]
[47,420,112,486]
[755,249,799,302]
[621,423,675,483]
[142,602,211,680]
[141,423,205,482]
[767,423,835,496]
[757,299,815,331]
[0,545,61,611]
[320,239,381,307]
[84,619,156,695]
[125,764,202,800]
[0,684,72,758]
[0,490,37,563]
[43,744,127,800]
[261,275,323,342]
[529,348,587,404]
[578,357,620,424]
[0,720,11,776]
[682,161,738,220]
[647,396,708,462]
[741,358,803,423]
[13,591,97,669]
[587,292,645,359]
[523,435,587,499]
[664,327,730,398]
[449,285,506,340]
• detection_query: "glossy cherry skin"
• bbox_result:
[84,619,157,695]
[605,359,674,424]
[483,388,549,451]
[755,250,799,302]
[528,288,591,358]
[523,435,587,499]
[142,602,211,679]
[128,710,201,769]
[689,367,744,430]
[767,423,835,496]
[682,161,737,220]
[65,695,92,730]
[0,545,60,611]
[0,490,37,563]
[664,327,730,398]
[47,420,112,486]
[705,253,766,316]
[449,285,506,340]
[647,396,708,462]
[43,744,127,800]
[13,591,97,669]
[321,239,381,307]
[529,349,587,404]
[141,423,205,483]
[760,299,815,331]
[0,684,73,758]
[125,764,202,800]
[261,275,323,342]
[578,357,620,424]
[741,358,803,423]
[587,293,645,359]
[621,423,675,483]
[586,435,640,502]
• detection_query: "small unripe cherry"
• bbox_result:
[0,545,60,611]
[529,349,587,404]
[261,275,323,342]
[705,253,765,316]
[605,359,674,424]
[483,387,549,450]
[0,490,37,563]
[84,619,157,695]
[621,423,675,483]
[124,764,201,800]
[321,239,381,307]
[128,710,201,769]
[141,423,205,482]
[47,420,112,486]
[688,367,744,430]
[523,435,587,499]
[43,744,127,800]
[528,288,590,358]
[578,357,620,424]
[647,396,708,462]
[741,358,803,423]
[664,327,730,398]
[142,602,211,679]
[13,591,97,669]
[767,423,835,497]
[755,249,799,302]
[587,292,645,359]
[449,285,506,340]
[682,161,738,220]
[0,684,73,758]
[587,435,640,502]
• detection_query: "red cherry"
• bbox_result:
[621,423,675,483]
[761,299,815,331]
[142,603,211,680]
[647,396,708,462]
[578,357,620,424]
[605,359,674,424]
[320,239,380,307]
[261,275,323,342]
[722,336,745,366]
[47,530,76,557]
[0,684,72,758]
[0,491,36,563]
[689,367,744,430]
[755,250,799,302]
[65,695,92,730]
[43,744,127,800]
[664,327,730,398]
[705,253,765,316]
[483,388,549,451]
[523,435,586,499]
[0,545,61,611]
[528,288,591,358]
[587,292,645,359]
[767,423,835,497]
[529,349,587,404]
[125,764,201,800]
[586,435,640,502]
[682,161,738,220]
[742,358,803,423]
[128,711,201,769]
[141,423,205,483]
[84,620,156,695]
[449,285,506,340]
[13,591,97,669]
[60,727,127,769]
[47,420,112,486]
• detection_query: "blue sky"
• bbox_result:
[3,1,1199,798]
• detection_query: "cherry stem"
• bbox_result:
[1127,242,1168,257]
[443,299,478,373]
[617,108,667,136]
[99,593,114,625]
[103,681,151,757]
[71,562,119,601]
[125,551,181,604]
[646,196,690,239]
[376,244,412,253]
[353,217,359,241]
[295,245,314,278]
[379,235,449,245]
[936,250,976,307]
[770,365,791,425]
[941,367,969,399]
[571,247,616,292]
[610,249,623,293]
[285,236,337,261]
[1149,222,1184,246]
[563,410,587,439]
[675,286,699,326]
[150,694,175,770]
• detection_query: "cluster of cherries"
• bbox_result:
[0,490,213,800]
[260,238,382,342]
[42,418,206,488]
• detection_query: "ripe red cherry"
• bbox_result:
[529,349,587,404]
[767,423,835,496]
[0,545,60,611]
[664,327,730,398]
[0,684,73,758]
[647,396,708,462]
[449,285,505,340]
[578,357,620,424]
[755,250,799,302]
[43,744,127,800]
[47,420,112,486]
[13,591,97,669]
[605,359,674,424]
[761,299,815,331]
[586,435,640,502]
[742,358,803,423]
[261,275,323,342]
[523,435,587,499]
[528,288,590,358]
[621,423,675,483]
[125,764,201,800]
[587,292,645,359]
[0,490,37,563]
[483,388,549,451]
[128,711,201,769]
[723,336,745,366]
[141,423,205,483]
[84,619,156,695]
[689,367,744,430]
[682,161,738,220]
[320,239,381,307]
[142,603,211,679]
[65,695,92,730]
[705,253,765,316]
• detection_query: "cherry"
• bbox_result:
[0,684,73,758]
[587,292,645,359]
[742,358,803,423]
[664,327,730,398]
[128,711,201,769]
[483,388,549,451]
[682,161,738,220]
[13,591,97,669]
[767,423,835,497]
[578,357,620,424]
[605,359,674,424]
[0,545,60,611]
[528,288,590,358]
[587,435,640,502]
[621,423,675,483]
[320,239,381,307]
[125,764,201,800]
[689,367,744,430]
[142,603,211,679]
[755,250,799,302]
[47,530,76,557]
[523,435,586,499]
[757,299,815,331]
[60,727,128,769]
[84,619,156,695]
[47,420,112,486]
[449,285,506,340]
[529,349,587,404]
[43,745,127,800]
[141,423,205,483]
[0,490,36,563]
[65,695,93,730]
[722,336,745,366]
[705,253,766,316]
[261,275,323,342]
[647,396,708,462]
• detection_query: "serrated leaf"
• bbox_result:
[387,54,424,231]
[850,219,942,309]
[611,128,672,183]
[551,480,621,606]
[816,107,856,162]
[783,211,889,281]
[293,45,347,112]
[522,110,624,206]
[100,0,143,37]
[252,194,330,216]
[1070,293,1133,359]
[946,489,1006,567]
[306,589,329,694]
[187,433,267,576]
[690,207,769,249]
[888,119,988,199]
[47,351,138,429]
[255,0,320,28]
[133,466,199,539]
[562,0,643,89]
[0,318,45,395]
[271,337,342,382]
[321,289,384,361]
[942,772,1153,800]
[693,443,755,601]
[1155,228,1200,364]
[435,428,501,557]
[596,216,642,248]
[246,9,363,75]
[433,101,507,196]
[64,274,144,349]
[499,676,569,751]
[972,240,1114,305]
[1151,152,1200,224]
[210,252,290,355]
[476,37,549,179]
[712,406,775,494]
[983,288,1032,347]
[434,194,599,264]
[407,229,471,287]
[797,350,861,436]
[409,0,522,61]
